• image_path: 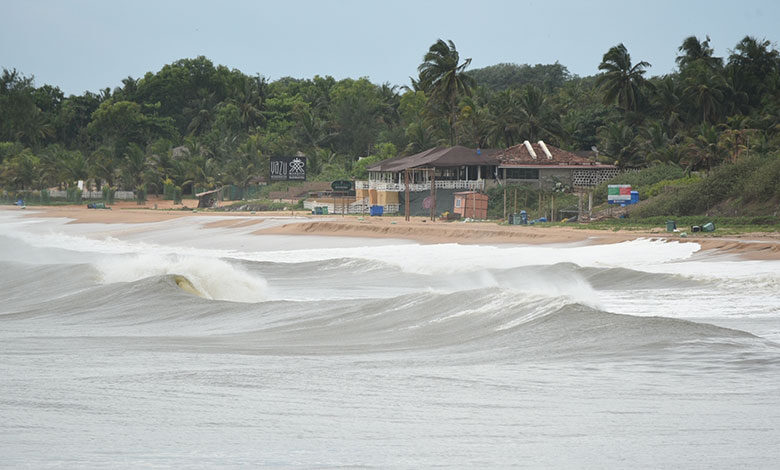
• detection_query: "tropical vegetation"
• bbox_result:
[1,35,778,214]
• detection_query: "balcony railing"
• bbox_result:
[355,180,485,192]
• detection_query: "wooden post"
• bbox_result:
[430,168,436,221]
[404,169,410,222]
[538,192,542,218]
[588,191,593,218]
[513,188,517,214]
[551,193,555,222]
[472,191,476,219]
[503,187,507,220]
[578,190,583,222]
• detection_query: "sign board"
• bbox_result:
[270,156,307,181]
[608,184,631,202]
[331,180,352,191]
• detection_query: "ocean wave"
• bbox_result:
[93,253,269,303]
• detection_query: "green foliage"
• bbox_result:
[135,185,146,204]
[163,178,175,200]
[102,186,115,204]
[631,153,780,217]
[467,62,571,92]
[66,187,82,202]
[593,164,686,204]
[351,143,396,180]
[644,174,702,198]
[0,34,778,220]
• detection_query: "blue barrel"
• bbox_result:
[370,205,383,216]
[630,191,639,204]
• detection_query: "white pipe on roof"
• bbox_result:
[523,140,537,159]
[538,140,553,159]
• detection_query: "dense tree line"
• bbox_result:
[1,35,778,196]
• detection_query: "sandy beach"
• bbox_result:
[6,201,779,260]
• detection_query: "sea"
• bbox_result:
[1,210,779,468]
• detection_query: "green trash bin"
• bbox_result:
[322,206,328,215]
[702,222,715,232]
[666,220,676,232]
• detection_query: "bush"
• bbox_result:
[593,164,685,204]
[163,179,175,200]
[631,153,780,217]
[102,186,115,204]
[66,187,82,203]
[644,175,701,199]
[136,185,146,204]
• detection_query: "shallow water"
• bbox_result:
[1,211,779,468]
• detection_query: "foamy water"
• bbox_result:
[1,210,779,468]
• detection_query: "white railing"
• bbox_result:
[47,189,135,200]
[357,180,485,192]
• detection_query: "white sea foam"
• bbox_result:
[94,254,268,303]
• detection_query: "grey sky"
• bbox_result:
[1,0,778,96]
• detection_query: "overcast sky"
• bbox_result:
[2,0,778,96]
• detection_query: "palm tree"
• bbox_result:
[89,145,119,189]
[684,67,727,123]
[595,43,653,112]
[676,35,722,70]
[230,75,266,131]
[487,89,523,147]
[417,39,476,145]
[122,144,149,190]
[517,85,561,143]
[687,124,727,174]
[598,122,642,168]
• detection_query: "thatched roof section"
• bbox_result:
[496,141,613,167]
[367,146,500,172]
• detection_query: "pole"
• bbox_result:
[430,169,436,221]
[513,188,517,214]
[551,193,555,222]
[404,169,410,222]
[503,188,507,220]
[588,191,593,218]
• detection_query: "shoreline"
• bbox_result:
[5,203,779,260]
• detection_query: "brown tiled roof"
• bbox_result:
[367,146,501,172]
[496,141,611,167]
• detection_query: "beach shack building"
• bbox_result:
[356,146,500,215]
[494,140,619,218]
[495,140,618,188]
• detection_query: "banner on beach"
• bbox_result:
[607,184,632,202]
[270,156,307,181]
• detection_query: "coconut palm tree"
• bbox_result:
[676,35,722,70]
[417,39,476,145]
[598,122,642,168]
[684,67,727,123]
[595,43,653,112]
[517,85,562,143]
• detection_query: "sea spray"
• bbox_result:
[94,253,269,303]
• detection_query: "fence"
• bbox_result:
[1,189,135,203]
[304,199,400,214]
[47,190,135,200]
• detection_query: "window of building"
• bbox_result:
[505,168,539,180]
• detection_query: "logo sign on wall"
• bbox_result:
[270,156,307,181]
